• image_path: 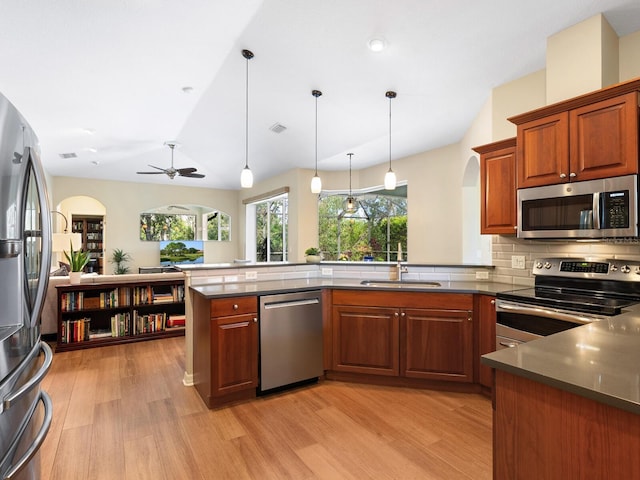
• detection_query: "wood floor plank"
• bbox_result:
[41,336,493,479]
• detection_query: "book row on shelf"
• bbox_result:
[133,284,185,305]
[60,288,131,311]
[59,284,186,312]
[59,312,186,344]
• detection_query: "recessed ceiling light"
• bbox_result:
[368,38,386,52]
[86,147,98,153]
[182,86,194,94]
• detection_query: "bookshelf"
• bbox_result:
[71,215,104,274]
[56,279,185,351]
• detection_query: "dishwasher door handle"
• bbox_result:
[263,298,320,310]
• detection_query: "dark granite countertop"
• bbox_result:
[190,278,514,299]
[483,304,640,415]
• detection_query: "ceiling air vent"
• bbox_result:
[269,123,287,134]
[58,152,78,159]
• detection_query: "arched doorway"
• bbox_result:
[55,196,107,273]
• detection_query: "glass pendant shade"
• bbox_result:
[240,166,253,188]
[384,169,397,190]
[310,174,322,193]
[344,196,357,213]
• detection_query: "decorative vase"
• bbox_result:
[69,271,83,285]
[306,255,321,264]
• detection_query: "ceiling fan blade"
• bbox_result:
[176,167,197,174]
[180,172,205,178]
[147,164,167,171]
[136,171,166,175]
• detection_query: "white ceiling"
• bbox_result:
[1,0,640,190]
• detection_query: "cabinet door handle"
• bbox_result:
[233,304,239,310]
[559,173,567,178]
[569,172,577,178]
[400,312,405,317]
[394,312,399,317]
[490,299,495,305]
[253,317,257,323]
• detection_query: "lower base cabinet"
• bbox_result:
[494,370,640,479]
[193,293,258,408]
[331,290,474,383]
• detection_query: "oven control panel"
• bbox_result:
[533,257,640,281]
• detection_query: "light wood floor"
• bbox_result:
[40,337,493,480]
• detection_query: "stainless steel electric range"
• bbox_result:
[495,257,640,349]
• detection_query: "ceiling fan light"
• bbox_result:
[384,169,397,190]
[311,174,322,194]
[240,166,253,188]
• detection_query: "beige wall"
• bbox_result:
[546,14,619,104]
[620,30,640,81]
[492,70,546,140]
[51,177,240,272]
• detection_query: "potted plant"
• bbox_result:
[63,241,90,284]
[110,248,132,274]
[304,247,322,264]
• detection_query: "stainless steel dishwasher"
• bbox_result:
[259,290,323,392]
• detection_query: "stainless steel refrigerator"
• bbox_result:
[0,91,53,480]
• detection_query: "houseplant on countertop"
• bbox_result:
[304,247,322,264]
[64,241,90,284]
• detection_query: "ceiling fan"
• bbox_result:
[137,142,205,179]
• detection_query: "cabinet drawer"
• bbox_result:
[210,296,257,317]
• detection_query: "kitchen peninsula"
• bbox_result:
[179,261,512,408]
[483,307,640,479]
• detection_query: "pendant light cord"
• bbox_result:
[314,94,318,175]
[245,54,249,169]
[385,91,396,171]
[348,152,353,196]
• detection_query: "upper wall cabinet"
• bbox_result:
[510,80,640,189]
[473,138,517,235]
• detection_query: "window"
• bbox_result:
[140,213,196,241]
[318,186,407,261]
[247,193,288,262]
[206,212,231,241]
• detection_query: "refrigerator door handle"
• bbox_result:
[0,341,52,414]
[1,390,53,480]
[24,147,52,328]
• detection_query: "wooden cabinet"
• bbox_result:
[331,290,474,383]
[494,370,640,479]
[332,305,399,376]
[512,91,639,188]
[401,307,473,382]
[56,279,185,352]
[473,138,517,235]
[476,295,496,390]
[72,214,105,274]
[192,294,258,408]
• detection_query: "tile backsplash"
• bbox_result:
[492,235,640,286]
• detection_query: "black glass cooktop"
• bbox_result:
[497,286,639,316]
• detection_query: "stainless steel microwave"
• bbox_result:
[517,174,638,239]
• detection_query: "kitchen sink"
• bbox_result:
[359,280,441,288]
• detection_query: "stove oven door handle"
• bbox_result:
[497,302,595,325]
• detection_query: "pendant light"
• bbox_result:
[240,49,254,188]
[344,153,357,214]
[384,90,397,190]
[310,89,323,194]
